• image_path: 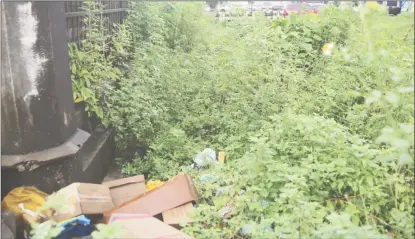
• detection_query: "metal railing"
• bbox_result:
[65,1,129,44]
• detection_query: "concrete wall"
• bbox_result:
[1,1,76,155]
[1,1,116,197]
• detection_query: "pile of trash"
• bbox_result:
[1,150,227,239]
[1,174,197,239]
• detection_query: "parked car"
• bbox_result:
[229,1,249,10]
[309,3,326,12]
[386,0,401,15]
[246,1,262,16]
[269,1,288,17]
[204,4,211,12]
[216,2,231,17]
[282,3,317,17]
[271,1,287,11]
[251,1,263,12]
[261,1,274,16]
[229,1,249,16]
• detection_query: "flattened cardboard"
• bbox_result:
[52,183,114,222]
[22,213,41,225]
[103,174,198,223]
[162,202,194,228]
[103,175,146,206]
[109,213,193,239]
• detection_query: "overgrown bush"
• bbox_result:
[69,2,414,239]
[69,1,122,123]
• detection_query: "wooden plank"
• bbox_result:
[162,202,194,226]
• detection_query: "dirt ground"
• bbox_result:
[102,160,124,182]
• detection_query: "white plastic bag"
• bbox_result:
[193,148,217,169]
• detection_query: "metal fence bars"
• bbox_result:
[65,1,129,44]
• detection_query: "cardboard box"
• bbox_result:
[162,202,194,228]
[103,175,146,206]
[22,213,41,225]
[103,174,198,223]
[51,183,114,222]
[218,152,226,164]
[109,213,193,239]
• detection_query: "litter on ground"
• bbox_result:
[1,173,200,239]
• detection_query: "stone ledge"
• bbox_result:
[1,128,90,170]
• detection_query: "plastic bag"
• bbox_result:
[199,174,215,182]
[2,187,48,217]
[193,148,217,169]
[55,215,93,239]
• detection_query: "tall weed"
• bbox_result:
[69,2,414,238]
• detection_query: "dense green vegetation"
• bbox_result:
[67,2,414,238]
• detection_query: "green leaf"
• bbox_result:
[313,34,322,41]
[351,215,360,225]
[398,153,412,165]
[345,203,357,215]
[300,43,313,51]
[399,202,405,211]
[326,201,335,211]
[71,63,77,74]
[337,181,344,191]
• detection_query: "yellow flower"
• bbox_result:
[74,97,84,103]
[309,12,320,21]
[322,43,335,56]
[366,1,379,9]
[146,180,165,191]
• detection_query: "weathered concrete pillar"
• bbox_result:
[1,1,117,198]
[1,1,91,195]
[1,1,78,155]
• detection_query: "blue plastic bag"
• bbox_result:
[54,215,93,239]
